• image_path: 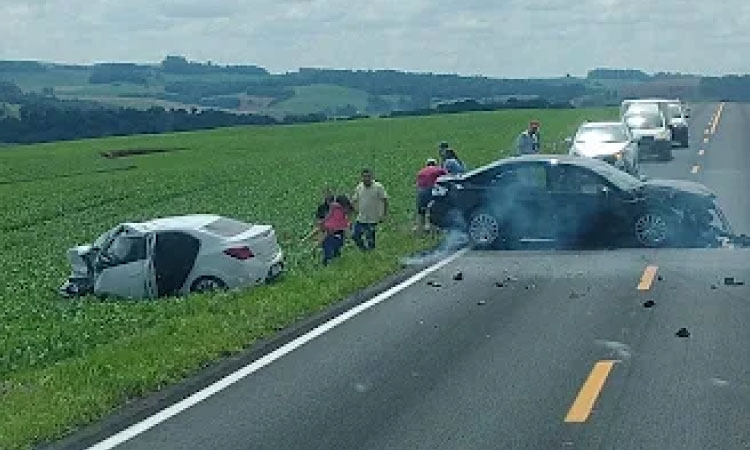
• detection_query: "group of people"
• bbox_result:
[311,121,541,265]
[312,168,389,265]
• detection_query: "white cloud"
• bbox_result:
[0,0,748,77]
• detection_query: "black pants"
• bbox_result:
[322,231,345,264]
[352,222,376,250]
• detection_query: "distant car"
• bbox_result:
[666,101,689,147]
[568,121,640,175]
[60,214,284,299]
[428,155,731,249]
[622,107,673,161]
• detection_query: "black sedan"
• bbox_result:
[428,155,731,249]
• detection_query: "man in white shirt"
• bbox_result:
[352,168,389,251]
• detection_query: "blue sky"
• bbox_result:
[1,0,746,77]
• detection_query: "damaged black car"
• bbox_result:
[428,155,732,249]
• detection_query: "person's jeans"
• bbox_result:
[322,231,345,265]
[352,222,376,250]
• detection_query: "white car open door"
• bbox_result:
[94,228,155,299]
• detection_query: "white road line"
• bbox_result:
[85,248,469,450]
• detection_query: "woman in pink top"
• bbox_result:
[320,195,352,265]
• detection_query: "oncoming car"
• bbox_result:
[428,155,731,249]
[568,121,639,175]
[623,106,673,161]
[60,214,284,299]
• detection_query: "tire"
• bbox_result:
[190,276,227,293]
[467,209,503,249]
[634,210,674,248]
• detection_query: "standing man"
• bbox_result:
[438,141,450,162]
[515,120,541,156]
[415,158,447,232]
[352,168,389,251]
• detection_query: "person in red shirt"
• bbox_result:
[415,158,447,232]
[319,195,352,265]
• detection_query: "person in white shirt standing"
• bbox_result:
[515,120,541,156]
[352,168,389,251]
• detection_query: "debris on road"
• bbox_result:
[657,275,664,281]
[643,300,655,308]
[477,300,487,306]
[494,282,505,288]
[675,327,690,338]
[569,291,581,299]
[427,280,442,288]
[710,284,718,290]
[506,276,519,282]
[453,271,464,281]
[724,277,745,286]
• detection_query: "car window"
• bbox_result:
[550,165,609,194]
[493,163,548,190]
[104,232,147,265]
[202,217,252,237]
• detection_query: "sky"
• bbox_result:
[1,0,748,78]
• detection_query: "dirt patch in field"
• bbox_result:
[100,147,187,159]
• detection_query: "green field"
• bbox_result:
[269,84,371,115]
[0,108,616,449]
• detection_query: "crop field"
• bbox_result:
[0,107,615,449]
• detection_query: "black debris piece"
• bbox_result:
[477,300,487,306]
[643,300,655,308]
[427,281,442,288]
[569,292,581,300]
[724,277,745,286]
[657,275,664,281]
[495,282,505,288]
[710,284,718,290]
[453,271,464,281]
[675,327,690,338]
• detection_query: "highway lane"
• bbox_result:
[68,103,750,450]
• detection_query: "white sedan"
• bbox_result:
[60,214,284,299]
[568,121,640,175]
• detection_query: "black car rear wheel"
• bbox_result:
[468,210,502,249]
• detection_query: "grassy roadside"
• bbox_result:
[0,107,617,449]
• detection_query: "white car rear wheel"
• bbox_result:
[190,276,227,293]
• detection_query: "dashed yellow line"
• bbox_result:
[691,165,700,174]
[565,361,617,423]
[711,102,725,135]
[638,265,659,291]
[698,149,705,156]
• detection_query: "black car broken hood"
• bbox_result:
[642,179,715,198]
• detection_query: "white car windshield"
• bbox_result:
[625,114,663,130]
[576,126,628,143]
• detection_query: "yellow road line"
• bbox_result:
[691,165,700,174]
[565,361,617,423]
[637,265,659,290]
[704,137,709,144]
[711,102,725,135]
[698,149,705,156]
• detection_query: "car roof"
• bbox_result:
[579,121,625,128]
[127,214,223,233]
[464,154,611,176]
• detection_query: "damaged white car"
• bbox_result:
[60,214,284,299]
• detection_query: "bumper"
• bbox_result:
[266,250,285,281]
[427,199,465,229]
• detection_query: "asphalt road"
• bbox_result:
[80,103,750,450]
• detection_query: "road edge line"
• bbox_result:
[77,248,468,450]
